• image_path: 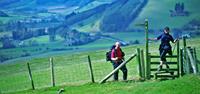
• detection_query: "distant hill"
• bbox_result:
[35,0,93,7]
[100,0,147,32]
[67,0,200,32]
[0,0,92,8]
[0,0,146,32]
[1,0,200,32]
[0,0,114,10]
[64,0,147,32]
[0,10,9,17]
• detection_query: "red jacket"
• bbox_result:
[111,47,123,60]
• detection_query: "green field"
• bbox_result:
[0,31,149,63]
[0,14,28,24]
[0,37,200,94]
[10,75,200,94]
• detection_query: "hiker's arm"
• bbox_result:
[148,38,158,41]
[149,34,161,41]
[173,39,178,43]
[171,35,178,43]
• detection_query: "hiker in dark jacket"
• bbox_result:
[149,27,178,72]
[111,42,127,80]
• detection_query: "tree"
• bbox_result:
[57,25,70,40]
[48,28,56,42]
[1,35,15,48]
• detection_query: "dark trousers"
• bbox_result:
[160,49,172,62]
[112,60,127,80]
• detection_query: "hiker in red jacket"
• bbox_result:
[111,42,127,81]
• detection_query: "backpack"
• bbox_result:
[106,45,115,61]
[106,45,125,61]
[106,51,112,61]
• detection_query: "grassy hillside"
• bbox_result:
[130,0,200,30]
[10,75,200,94]
[70,0,147,32]
[0,37,200,93]
[69,0,200,32]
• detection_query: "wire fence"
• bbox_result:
[1,45,198,93]
[0,50,139,93]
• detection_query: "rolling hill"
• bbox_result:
[1,0,200,32]
[0,10,9,17]
[69,0,200,32]
[64,0,147,32]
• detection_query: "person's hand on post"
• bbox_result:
[174,38,179,43]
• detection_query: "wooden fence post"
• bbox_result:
[136,48,142,78]
[146,53,151,79]
[50,57,55,87]
[177,40,180,77]
[193,48,197,61]
[183,37,187,73]
[88,55,95,83]
[186,49,190,74]
[27,62,35,90]
[180,48,184,76]
[145,19,150,79]
[187,48,197,74]
[193,48,198,73]
[140,49,145,79]
[183,36,187,49]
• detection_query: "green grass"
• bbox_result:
[0,38,141,93]
[8,75,200,94]
[72,14,102,32]
[24,35,64,44]
[0,37,200,93]
[130,0,200,30]
[0,14,27,24]
[78,38,116,49]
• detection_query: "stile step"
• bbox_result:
[150,75,179,79]
[150,55,178,58]
[150,68,178,71]
[150,62,177,65]
[155,71,174,74]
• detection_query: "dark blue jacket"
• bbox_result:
[157,33,174,50]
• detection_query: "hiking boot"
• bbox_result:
[170,71,174,75]
[166,65,170,72]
